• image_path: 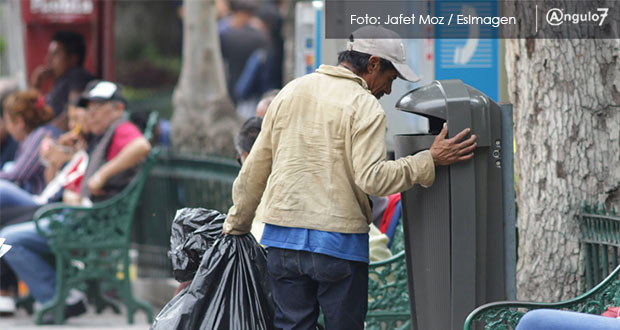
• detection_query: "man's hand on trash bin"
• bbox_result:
[429,123,477,166]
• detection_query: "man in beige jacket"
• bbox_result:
[224,26,476,330]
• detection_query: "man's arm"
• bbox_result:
[351,112,476,196]
[29,66,53,90]
[223,109,275,235]
[87,136,151,195]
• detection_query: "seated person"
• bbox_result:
[0,90,62,208]
[377,193,403,248]
[0,80,151,323]
[38,100,93,206]
[0,101,91,315]
[0,100,92,218]
[0,89,60,314]
[516,309,620,330]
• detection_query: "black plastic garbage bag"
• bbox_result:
[169,208,226,282]
[152,217,274,330]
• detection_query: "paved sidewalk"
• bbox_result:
[0,279,176,330]
[0,307,157,330]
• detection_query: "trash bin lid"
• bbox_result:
[395,80,447,120]
[396,79,494,121]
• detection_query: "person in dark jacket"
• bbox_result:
[29,30,94,130]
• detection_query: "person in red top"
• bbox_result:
[106,121,143,160]
[76,80,150,203]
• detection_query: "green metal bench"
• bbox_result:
[132,151,240,278]
[366,220,411,329]
[464,204,620,330]
[30,149,160,325]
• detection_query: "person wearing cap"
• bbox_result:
[0,80,151,324]
[74,80,152,202]
[222,26,477,329]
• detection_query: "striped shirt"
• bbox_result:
[0,125,62,194]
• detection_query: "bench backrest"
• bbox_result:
[132,152,240,277]
[580,203,620,290]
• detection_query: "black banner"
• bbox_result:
[325,1,620,39]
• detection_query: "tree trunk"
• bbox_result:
[171,0,241,155]
[0,0,27,88]
[506,30,620,300]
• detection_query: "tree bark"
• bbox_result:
[171,0,241,155]
[506,32,620,301]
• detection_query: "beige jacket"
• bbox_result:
[223,65,435,235]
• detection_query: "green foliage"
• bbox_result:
[123,86,159,100]
[123,87,174,119]
[0,36,5,76]
[121,43,181,77]
[140,44,181,75]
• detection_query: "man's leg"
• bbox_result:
[1,220,56,304]
[267,247,320,330]
[516,309,620,330]
[0,180,38,209]
[312,253,368,330]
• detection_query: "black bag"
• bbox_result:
[152,208,274,330]
[168,208,226,282]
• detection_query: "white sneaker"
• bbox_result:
[66,289,86,305]
[0,296,16,314]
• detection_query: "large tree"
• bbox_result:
[506,32,620,301]
[170,0,241,155]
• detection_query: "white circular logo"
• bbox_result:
[546,8,564,26]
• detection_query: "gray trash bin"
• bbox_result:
[393,80,515,330]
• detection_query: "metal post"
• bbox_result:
[500,103,516,300]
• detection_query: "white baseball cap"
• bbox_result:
[346,26,420,82]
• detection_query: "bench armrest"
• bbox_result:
[32,202,90,238]
[464,264,620,330]
[32,149,160,243]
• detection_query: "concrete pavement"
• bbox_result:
[0,278,180,329]
[0,306,157,330]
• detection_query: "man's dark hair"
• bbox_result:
[236,116,263,155]
[337,50,395,75]
[52,30,87,66]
